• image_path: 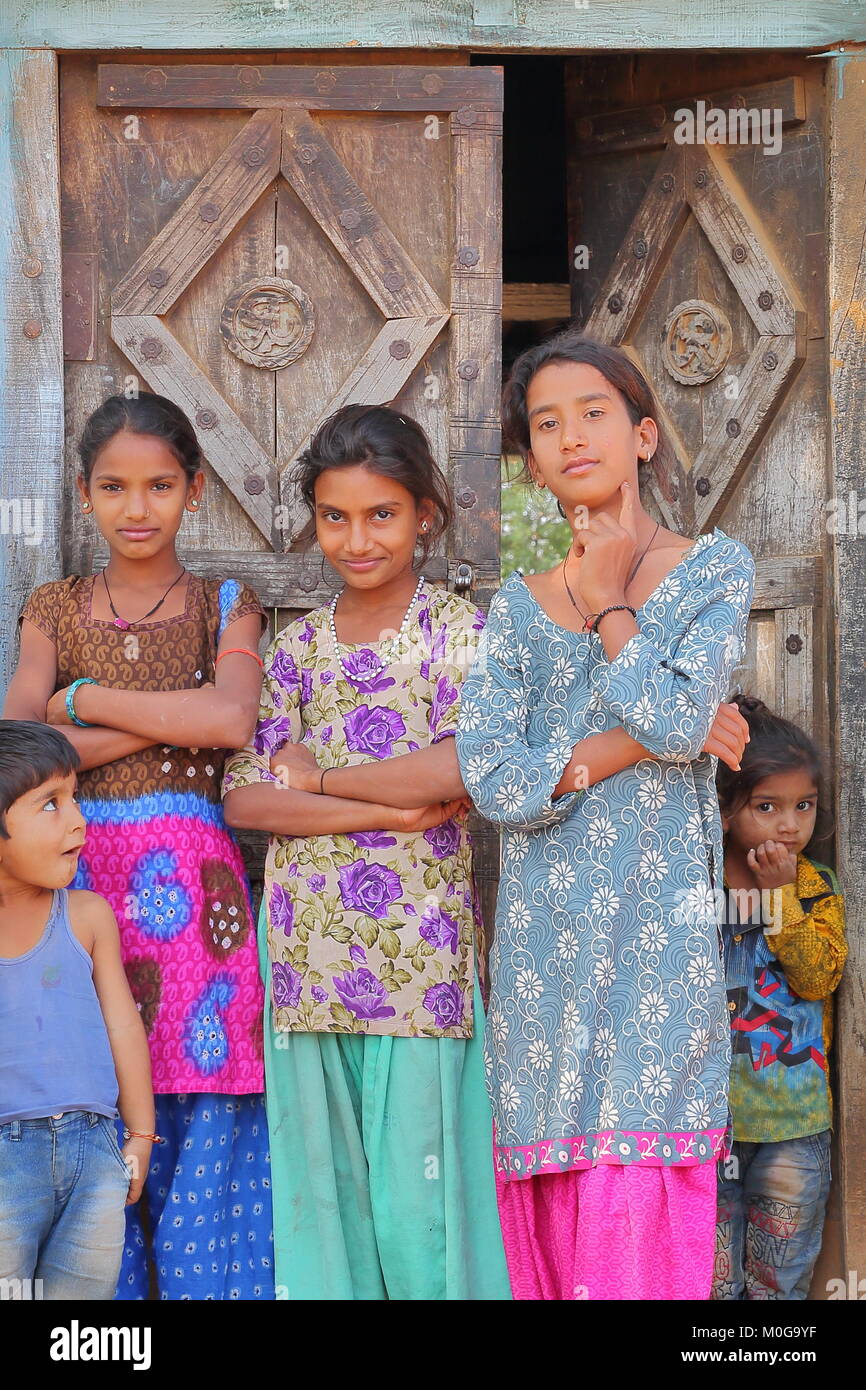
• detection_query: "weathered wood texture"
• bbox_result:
[0,49,63,693]
[826,51,866,1288]
[2,2,865,50]
[569,51,844,1293]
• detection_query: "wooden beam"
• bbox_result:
[502,283,570,321]
[0,49,63,694]
[2,3,864,51]
[98,63,502,109]
[827,51,866,1286]
[574,76,806,155]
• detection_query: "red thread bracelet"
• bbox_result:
[215,647,264,670]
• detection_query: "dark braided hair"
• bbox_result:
[716,693,833,853]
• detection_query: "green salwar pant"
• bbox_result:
[257,902,511,1300]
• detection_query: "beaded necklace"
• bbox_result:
[328,572,426,679]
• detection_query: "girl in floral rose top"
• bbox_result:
[223,405,510,1300]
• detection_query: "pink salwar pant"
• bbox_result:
[494,1158,718,1300]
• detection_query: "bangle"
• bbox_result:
[590,604,638,634]
[319,767,329,795]
[215,647,265,670]
[123,1128,163,1143]
[66,677,99,727]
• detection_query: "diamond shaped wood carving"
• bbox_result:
[584,143,806,533]
[110,108,448,548]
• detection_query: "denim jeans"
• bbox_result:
[712,1131,832,1300]
[0,1110,130,1300]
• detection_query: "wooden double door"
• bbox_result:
[60,47,839,1292]
[60,53,828,746]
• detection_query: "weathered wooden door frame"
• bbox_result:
[1,29,864,1282]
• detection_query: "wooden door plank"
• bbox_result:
[774,604,814,734]
[827,50,866,1282]
[0,49,64,690]
[448,106,504,962]
[111,108,282,316]
[691,331,804,531]
[98,63,503,110]
[281,109,447,319]
[573,76,806,155]
[448,110,502,606]
[110,314,277,541]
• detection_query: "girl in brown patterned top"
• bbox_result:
[3,392,273,1301]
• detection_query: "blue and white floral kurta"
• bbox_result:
[455,528,755,1181]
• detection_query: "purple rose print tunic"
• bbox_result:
[223,582,487,1039]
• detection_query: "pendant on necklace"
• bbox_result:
[114,618,131,630]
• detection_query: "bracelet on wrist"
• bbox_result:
[123,1128,163,1144]
[66,677,99,727]
[590,604,638,634]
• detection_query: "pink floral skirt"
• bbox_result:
[494,1156,718,1300]
[75,811,263,1094]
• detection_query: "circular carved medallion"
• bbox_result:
[662,300,732,385]
[220,277,314,370]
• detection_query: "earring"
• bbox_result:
[189,499,199,510]
[81,501,92,513]
[420,521,428,532]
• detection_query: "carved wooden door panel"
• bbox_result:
[60,58,503,617]
[568,73,826,743]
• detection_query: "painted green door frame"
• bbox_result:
[1,0,865,51]
[2,10,865,1292]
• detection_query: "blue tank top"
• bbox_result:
[0,889,119,1123]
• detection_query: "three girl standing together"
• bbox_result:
[1,325,841,1300]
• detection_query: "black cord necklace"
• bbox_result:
[101,566,187,631]
[562,521,660,625]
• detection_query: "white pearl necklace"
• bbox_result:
[328,572,427,678]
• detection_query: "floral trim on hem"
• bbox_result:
[495,1127,726,1180]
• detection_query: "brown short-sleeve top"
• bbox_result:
[20,574,266,805]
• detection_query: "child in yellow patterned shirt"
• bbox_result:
[711,694,846,1300]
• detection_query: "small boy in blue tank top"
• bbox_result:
[0,721,154,1299]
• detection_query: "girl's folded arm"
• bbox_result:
[314,734,467,808]
[223,780,410,836]
[5,618,155,767]
[57,612,264,749]
[591,539,755,760]
[222,738,414,835]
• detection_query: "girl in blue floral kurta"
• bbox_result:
[223,404,510,1301]
[455,331,755,1300]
